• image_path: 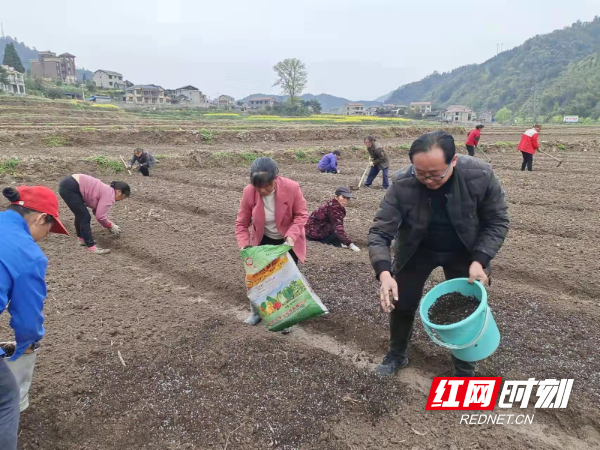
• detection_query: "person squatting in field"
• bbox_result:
[0,186,69,450]
[517,124,541,171]
[235,157,308,325]
[127,148,157,176]
[368,130,509,377]
[317,149,341,174]
[364,135,390,189]
[306,186,360,252]
[58,174,130,255]
[465,124,484,157]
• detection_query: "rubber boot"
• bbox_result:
[451,354,477,377]
[375,311,413,376]
[243,301,261,325]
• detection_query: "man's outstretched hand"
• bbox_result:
[379,271,397,313]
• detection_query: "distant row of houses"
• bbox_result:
[329,101,493,124]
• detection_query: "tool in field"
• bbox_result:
[537,148,563,167]
[119,155,133,175]
[350,164,371,190]
[476,145,492,162]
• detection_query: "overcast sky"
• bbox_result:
[2,0,598,100]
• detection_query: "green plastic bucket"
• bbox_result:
[419,278,500,362]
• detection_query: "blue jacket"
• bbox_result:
[318,153,338,172]
[0,210,47,360]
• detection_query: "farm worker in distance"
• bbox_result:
[306,186,360,252]
[368,131,509,377]
[127,147,157,177]
[58,175,130,255]
[364,135,390,190]
[517,124,541,172]
[465,124,484,157]
[318,149,341,174]
[235,157,308,325]
[0,185,69,450]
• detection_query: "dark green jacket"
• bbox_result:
[368,143,390,169]
[367,155,509,277]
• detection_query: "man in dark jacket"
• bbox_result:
[127,148,157,176]
[368,131,509,377]
[364,135,390,189]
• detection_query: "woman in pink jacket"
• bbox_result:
[235,157,308,324]
[58,175,130,254]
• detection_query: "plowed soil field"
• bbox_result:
[1,103,599,449]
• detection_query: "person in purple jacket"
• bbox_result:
[318,150,341,174]
[58,174,130,254]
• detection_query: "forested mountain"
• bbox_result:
[386,17,600,119]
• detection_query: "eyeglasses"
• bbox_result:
[411,163,452,181]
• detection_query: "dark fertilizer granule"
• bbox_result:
[428,292,480,325]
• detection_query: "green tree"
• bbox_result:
[0,66,8,86]
[551,115,563,123]
[302,99,322,113]
[495,107,512,123]
[85,80,97,93]
[273,58,307,104]
[2,43,25,73]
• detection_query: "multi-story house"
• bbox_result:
[125,85,166,104]
[0,65,26,95]
[410,102,432,114]
[30,51,77,83]
[340,102,365,115]
[444,105,475,123]
[93,70,124,89]
[248,96,278,109]
[217,95,235,108]
[175,85,207,104]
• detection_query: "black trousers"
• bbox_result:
[139,166,150,176]
[390,247,477,374]
[58,176,95,247]
[521,151,533,171]
[466,145,475,157]
[260,235,299,265]
[307,233,343,248]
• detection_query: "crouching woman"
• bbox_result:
[58,174,130,254]
[306,186,360,252]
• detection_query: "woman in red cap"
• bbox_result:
[58,174,130,255]
[0,185,68,450]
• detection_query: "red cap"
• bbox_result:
[12,186,69,235]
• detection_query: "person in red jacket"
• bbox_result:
[465,125,484,156]
[306,186,360,252]
[517,124,541,171]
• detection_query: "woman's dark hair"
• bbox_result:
[364,135,376,143]
[250,157,278,188]
[409,131,456,164]
[333,150,341,156]
[110,181,131,196]
[476,124,485,130]
[2,187,55,224]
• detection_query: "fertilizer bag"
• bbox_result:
[241,244,328,331]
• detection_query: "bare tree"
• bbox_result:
[273,58,307,104]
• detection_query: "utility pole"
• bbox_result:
[1,23,4,39]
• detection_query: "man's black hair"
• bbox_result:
[409,130,456,164]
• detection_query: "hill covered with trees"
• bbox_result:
[385,17,600,120]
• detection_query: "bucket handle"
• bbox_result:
[422,306,490,350]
